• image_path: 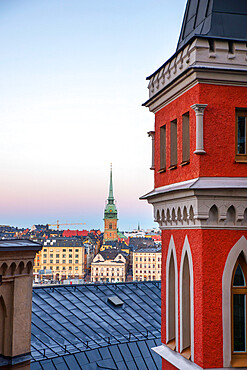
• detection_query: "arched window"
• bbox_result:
[166,236,178,351]
[109,223,112,229]
[231,254,247,367]
[222,236,247,367]
[180,237,194,361]
[181,253,191,357]
[167,251,175,348]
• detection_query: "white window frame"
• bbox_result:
[222,236,247,367]
[180,236,194,361]
[166,236,178,350]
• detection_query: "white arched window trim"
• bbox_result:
[222,236,247,367]
[166,236,178,350]
[180,236,194,361]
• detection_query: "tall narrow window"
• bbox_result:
[167,252,175,349]
[236,109,247,162]
[160,125,166,170]
[181,252,191,359]
[170,120,177,168]
[182,112,190,164]
[148,131,155,170]
[231,254,247,367]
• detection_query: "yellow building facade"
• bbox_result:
[133,247,161,281]
[33,238,85,280]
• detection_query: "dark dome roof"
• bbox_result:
[177,0,247,51]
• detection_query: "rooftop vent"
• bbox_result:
[108,296,124,307]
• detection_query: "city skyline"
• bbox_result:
[0,0,186,230]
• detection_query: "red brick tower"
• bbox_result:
[142,1,247,368]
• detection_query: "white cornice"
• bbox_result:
[141,177,247,200]
[146,38,247,103]
[141,177,247,230]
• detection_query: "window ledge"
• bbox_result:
[231,355,247,368]
[166,339,176,351]
[168,165,177,170]
[158,168,166,173]
[152,345,199,369]
[181,347,191,360]
[235,158,247,163]
[180,161,190,167]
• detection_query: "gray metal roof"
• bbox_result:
[135,247,161,254]
[0,239,41,252]
[31,281,161,369]
[177,0,247,51]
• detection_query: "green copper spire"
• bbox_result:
[104,164,117,219]
[108,163,114,204]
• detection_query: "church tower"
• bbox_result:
[142,1,247,369]
[103,165,118,243]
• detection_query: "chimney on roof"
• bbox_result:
[0,240,42,369]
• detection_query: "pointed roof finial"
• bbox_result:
[104,163,117,217]
[108,163,114,202]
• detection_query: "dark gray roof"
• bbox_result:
[177,0,247,51]
[43,238,84,248]
[135,247,161,254]
[0,239,41,252]
[31,281,161,369]
[99,250,126,260]
[31,338,161,370]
